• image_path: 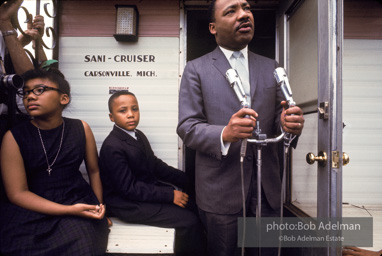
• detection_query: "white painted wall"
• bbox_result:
[59,37,180,174]
[342,39,382,205]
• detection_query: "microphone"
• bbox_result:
[225,69,250,109]
[273,67,296,108]
[274,67,297,148]
[226,69,250,160]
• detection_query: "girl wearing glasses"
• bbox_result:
[0,68,109,255]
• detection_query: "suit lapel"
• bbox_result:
[134,130,146,151]
[211,47,232,83]
[212,48,259,109]
[248,51,259,107]
[112,126,143,151]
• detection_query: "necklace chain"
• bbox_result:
[37,120,65,176]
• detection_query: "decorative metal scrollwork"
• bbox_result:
[43,0,57,18]
[12,0,57,64]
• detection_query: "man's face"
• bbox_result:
[209,0,255,51]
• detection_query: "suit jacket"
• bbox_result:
[177,47,285,214]
[99,126,188,220]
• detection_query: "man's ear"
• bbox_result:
[109,113,114,122]
[209,22,216,35]
[60,94,70,106]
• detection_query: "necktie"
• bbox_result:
[135,131,145,150]
[135,131,140,141]
[232,51,251,105]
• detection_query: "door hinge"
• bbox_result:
[332,151,350,168]
[332,151,340,168]
[318,102,329,120]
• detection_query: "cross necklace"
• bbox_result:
[36,119,65,176]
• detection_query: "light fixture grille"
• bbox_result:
[116,7,136,35]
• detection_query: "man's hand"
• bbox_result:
[0,0,23,29]
[32,14,45,38]
[222,108,258,143]
[280,101,304,135]
[19,14,45,46]
[342,246,382,256]
[173,190,189,208]
[0,0,23,21]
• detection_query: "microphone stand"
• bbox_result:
[226,67,297,256]
[226,68,251,256]
[248,123,286,256]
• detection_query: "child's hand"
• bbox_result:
[107,217,113,227]
[71,203,106,219]
[173,190,189,208]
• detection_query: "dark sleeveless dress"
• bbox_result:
[0,117,109,256]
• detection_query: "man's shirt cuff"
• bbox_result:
[221,126,231,156]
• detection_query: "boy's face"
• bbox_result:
[109,94,140,131]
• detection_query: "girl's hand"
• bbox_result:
[71,203,106,219]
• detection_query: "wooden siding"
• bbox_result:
[58,0,180,37]
[344,0,382,39]
[59,0,382,39]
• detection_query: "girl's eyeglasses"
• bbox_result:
[18,85,63,99]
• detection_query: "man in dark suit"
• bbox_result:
[177,0,304,255]
[99,91,205,256]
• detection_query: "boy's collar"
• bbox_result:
[114,124,137,140]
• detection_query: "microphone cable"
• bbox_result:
[277,132,296,256]
[240,137,247,256]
